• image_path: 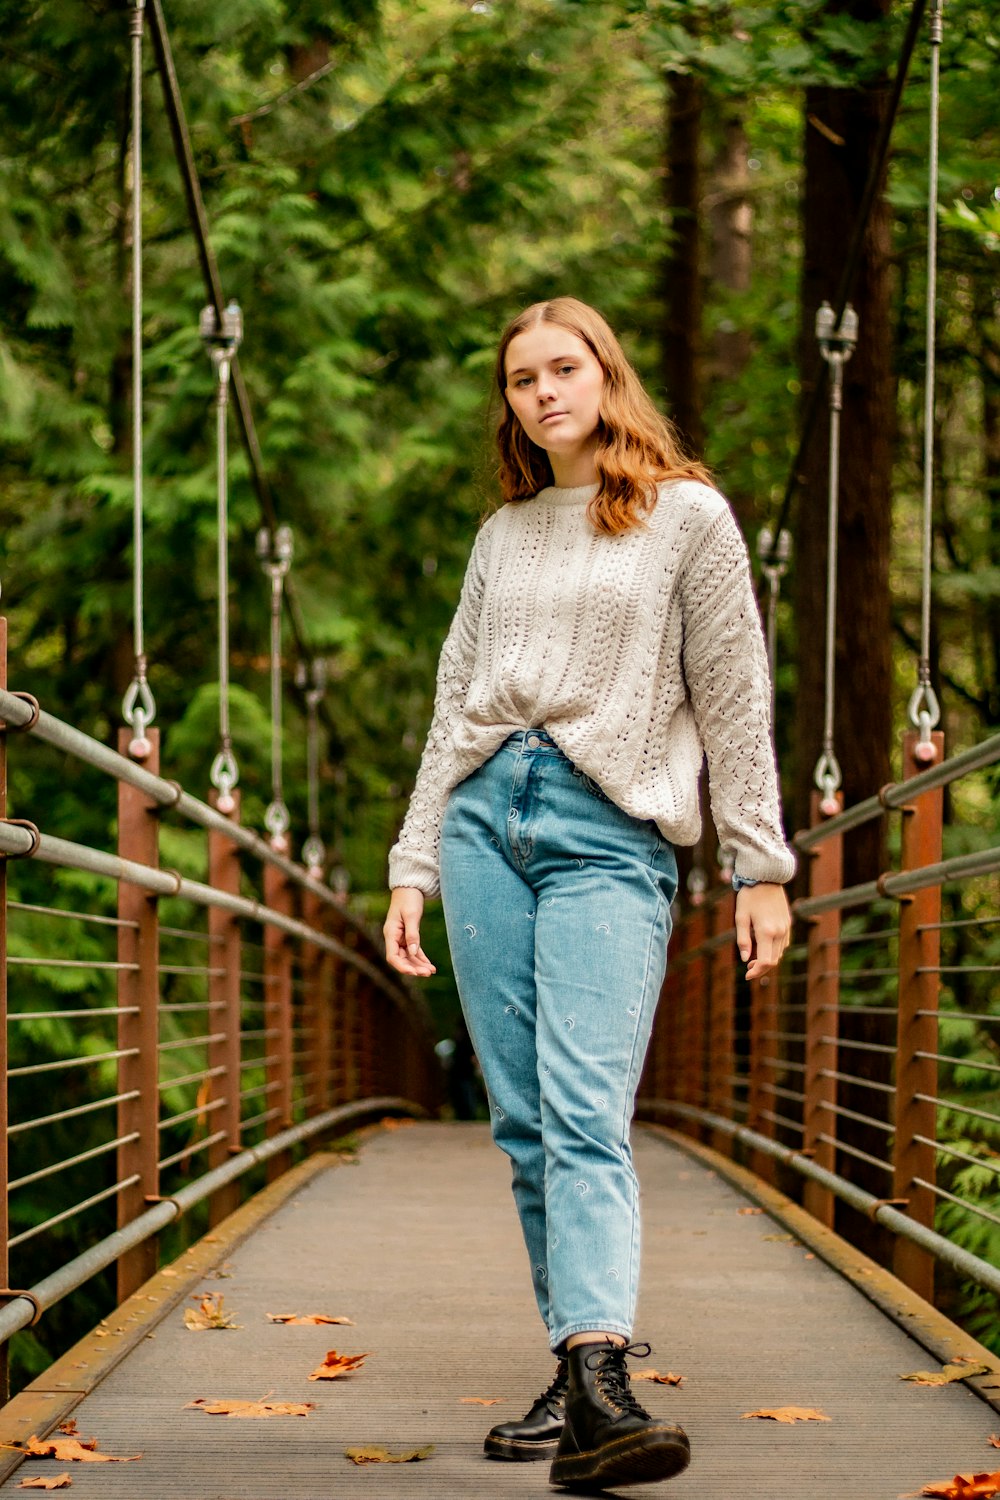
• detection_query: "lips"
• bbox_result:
[539,411,567,424]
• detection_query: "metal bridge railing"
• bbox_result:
[638,727,1000,1314]
[0,623,442,1370]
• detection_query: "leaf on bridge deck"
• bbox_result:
[900,1362,992,1387]
[737,1207,764,1216]
[186,1397,314,1419]
[344,1445,434,1465]
[308,1349,371,1380]
[988,1437,1000,1449]
[5,1435,139,1464]
[741,1407,831,1424]
[184,1293,240,1331]
[378,1117,416,1131]
[17,1477,72,1490]
[905,1471,1000,1498]
[634,1370,685,1386]
[266,1312,355,1325]
[459,1397,502,1405]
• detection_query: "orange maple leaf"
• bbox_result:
[308,1349,371,1381]
[184,1293,239,1331]
[634,1370,684,1386]
[915,1472,1000,1499]
[186,1396,314,1418]
[737,1207,764,1216]
[379,1117,416,1131]
[988,1438,1000,1451]
[266,1312,354,1326]
[6,1435,139,1464]
[901,1362,991,1387]
[741,1407,831,1424]
[459,1397,502,1405]
[17,1477,72,1490]
[344,1445,433,1465]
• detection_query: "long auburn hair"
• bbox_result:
[493,297,712,535]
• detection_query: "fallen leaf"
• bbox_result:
[5,1436,139,1464]
[805,1252,816,1260]
[186,1397,314,1419]
[93,1330,107,1339]
[54,1425,77,1439]
[911,1471,1000,1498]
[634,1370,684,1386]
[17,1477,71,1490]
[901,1362,991,1387]
[266,1312,355,1326]
[989,1438,1000,1450]
[762,1233,801,1245]
[741,1407,831,1424]
[459,1397,501,1405]
[737,1207,764,1216]
[344,1445,433,1465]
[378,1117,416,1131]
[183,1293,239,1331]
[308,1349,371,1380]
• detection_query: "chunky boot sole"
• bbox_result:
[549,1425,691,1488]
[484,1431,561,1461]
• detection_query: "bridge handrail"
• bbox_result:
[793,729,1000,852]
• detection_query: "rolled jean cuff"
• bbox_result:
[550,1320,633,1355]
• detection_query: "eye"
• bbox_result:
[511,375,532,388]
[558,364,576,375]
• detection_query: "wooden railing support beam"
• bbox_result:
[803,791,842,1227]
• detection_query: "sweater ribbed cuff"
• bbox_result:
[387,848,441,899]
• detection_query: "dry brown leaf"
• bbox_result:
[900,1362,991,1387]
[186,1397,314,1419]
[459,1397,502,1406]
[183,1293,239,1331]
[54,1425,77,1439]
[308,1349,371,1381]
[741,1407,831,1424]
[6,1435,139,1464]
[910,1472,1000,1498]
[634,1370,684,1386]
[762,1233,801,1245]
[17,1477,72,1490]
[344,1445,433,1465]
[988,1437,1000,1450]
[266,1312,354,1326]
[737,1207,764,1216]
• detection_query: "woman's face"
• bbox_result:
[504,324,604,466]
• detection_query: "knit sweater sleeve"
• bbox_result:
[387,518,494,896]
[678,505,797,885]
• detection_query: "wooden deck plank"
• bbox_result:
[1,1122,994,1498]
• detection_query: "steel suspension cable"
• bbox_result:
[200,303,244,812]
[257,527,294,847]
[121,0,156,760]
[908,0,944,762]
[297,658,328,877]
[759,0,929,577]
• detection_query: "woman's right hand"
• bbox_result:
[383,887,437,977]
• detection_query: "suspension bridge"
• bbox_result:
[0,0,998,1495]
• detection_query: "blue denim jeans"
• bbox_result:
[439,729,677,1351]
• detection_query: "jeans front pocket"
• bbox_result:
[570,765,612,804]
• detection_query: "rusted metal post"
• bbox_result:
[116,727,162,1300]
[263,859,295,1178]
[0,620,9,1401]
[893,728,945,1299]
[663,910,688,1111]
[707,886,737,1155]
[802,791,843,1227]
[301,890,330,1118]
[207,790,242,1225]
[747,970,780,1184]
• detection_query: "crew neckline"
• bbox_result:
[533,483,600,507]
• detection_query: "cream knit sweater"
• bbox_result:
[388,479,796,896]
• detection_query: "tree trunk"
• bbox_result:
[662,71,705,459]
[707,107,753,529]
[793,6,894,889]
[976,275,1000,723]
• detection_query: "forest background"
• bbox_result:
[0,0,998,1380]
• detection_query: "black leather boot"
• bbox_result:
[549,1341,690,1488]
[483,1358,568,1461]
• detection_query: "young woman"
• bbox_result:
[383,297,794,1489]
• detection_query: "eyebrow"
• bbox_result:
[506,354,579,378]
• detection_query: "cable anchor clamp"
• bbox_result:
[210,745,240,814]
[0,1287,44,1326]
[0,692,41,733]
[302,834,326,877]
[122,674,156,760]
[264,798,291,849]
[906,682,940,764]
[812,750,842,817]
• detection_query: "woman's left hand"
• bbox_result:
[735,883,791,981]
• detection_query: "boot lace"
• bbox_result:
[538,1357,569,1413]
[583,1341,653,1419]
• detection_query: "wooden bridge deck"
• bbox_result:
[1,1122,996,1498]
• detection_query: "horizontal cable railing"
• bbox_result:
[0,650,443,1366]
[638,727,1000,1322]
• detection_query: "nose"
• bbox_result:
[536,371,558,403]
